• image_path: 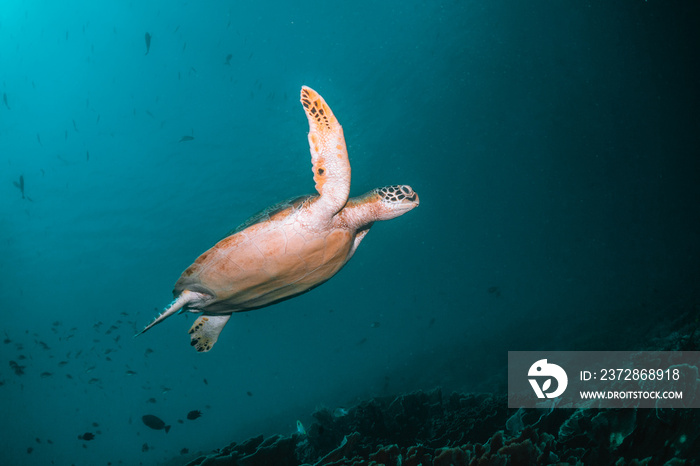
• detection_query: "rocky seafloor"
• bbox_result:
[178,386,698,466]
[178,317,700,466]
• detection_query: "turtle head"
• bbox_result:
[342,185,419,227]
[372,185,420,220]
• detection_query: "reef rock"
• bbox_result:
[182,387,699,466]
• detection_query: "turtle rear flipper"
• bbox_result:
[189,315,231,352]
[135,290,210,337]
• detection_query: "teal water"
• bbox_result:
[2,1,699,464]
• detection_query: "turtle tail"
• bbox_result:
[134,290,203,337]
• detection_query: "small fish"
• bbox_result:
[225,54,232,65]
[37,133,42,145]
[180,448,189,454]
[246,391,253,397]
[146,398,156,404]
[333,407,348,417]
[78,432,95,441]
[86,150,90,161]
[296,420,306,435]
[126,370,137,376]
[92,422,99,427]
[9,361,25,376]
[178,135,194,142]
[2,92,10,109]
[144,32,151,55]
[27,447,33,454]
[40,372,53,378]
[13,175,25,199]
[203,378,208,385]
[88,378,100,384]
[142,443,150,452]
[72,119,79,131]
[142,415,170,433]
[186,410,202,420]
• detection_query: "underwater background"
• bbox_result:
[2,0,699,465]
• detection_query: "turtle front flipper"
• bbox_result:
[188,315,231,352]
[135,290,209,337]
[300,86,351,219]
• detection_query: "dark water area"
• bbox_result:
[1,1,699,465]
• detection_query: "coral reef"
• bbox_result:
[183,387,699,465]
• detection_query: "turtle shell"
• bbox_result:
[230,194,314,235]
[173,194,354,314]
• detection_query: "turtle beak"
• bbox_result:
[397,192,419,213]
[401,186,419,209]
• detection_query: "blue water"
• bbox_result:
[2,1,699,464]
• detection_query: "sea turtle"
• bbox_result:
[135,86,419,352]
